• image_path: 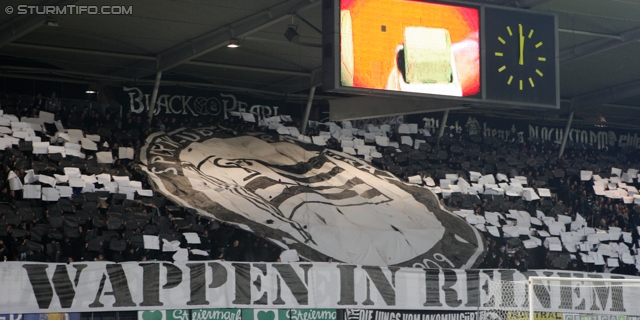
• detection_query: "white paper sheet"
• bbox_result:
[173,248,189,261]
[54,174,68,183]
[33,142,50,154]
[56,186,73,197]
[580,170,593,181]
[183,232,201,244]
[8,171,23,190]
[143,235,160,250]
[191,249,209,256]
[38,111,55,123]
[69,178,85,188]
[279,249,300,262]
[41,187,60,201]
[81,138,98,151]
[96,152,114,164]
[37,175,56,187]
[64,167,81,178]
[611,167,622,177]
[136,189,154,197]
[23,185,41,199]
[162,239,181,252]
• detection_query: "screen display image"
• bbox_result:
[340,0,480,97]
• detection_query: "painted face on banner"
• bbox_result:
[140,127,483,267]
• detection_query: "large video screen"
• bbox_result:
[339,0,480,97]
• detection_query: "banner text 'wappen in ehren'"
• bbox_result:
[1,262,638,314]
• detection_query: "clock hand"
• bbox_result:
[519,24,524,65]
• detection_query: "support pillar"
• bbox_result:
[300,86,316,134]
[147,71,163,120]
[437,110,450,142]
[559,111,574,158]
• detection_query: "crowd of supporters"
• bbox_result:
[0,92,639,275]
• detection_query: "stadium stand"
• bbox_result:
[0,93,638,276]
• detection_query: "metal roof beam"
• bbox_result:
[571,79,640,109]
[121,0,320,79]
[515,0,554,9]
[5,43,312,77]
[561,26,640,63]
[0,0,78,48]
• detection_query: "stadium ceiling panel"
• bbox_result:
[0,0,640,122]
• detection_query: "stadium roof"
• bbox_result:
[1,0,640,128]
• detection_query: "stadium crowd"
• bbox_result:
[0,92,638,276]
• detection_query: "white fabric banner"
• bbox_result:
[0,261,639,314]
[139,129,484,268]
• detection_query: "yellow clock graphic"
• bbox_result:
[494,24,546,91]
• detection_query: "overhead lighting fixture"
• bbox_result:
[227,39,240,48]
[284,24,299,43]
[86,89,96,94]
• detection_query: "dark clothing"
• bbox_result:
[224,244,244,261]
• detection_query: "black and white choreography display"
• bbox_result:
[139,126,484,267]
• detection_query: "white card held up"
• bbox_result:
[42,187,60,201]
[134,189,153,197]
[580,170,593,181]
[24,169,38,184]
[143,235,160,250]
[37,175,56,187]
[38,111,55,123]
[33,142,50,154]
[48,146,66,157]
[56,186,73,197]
[64,167,81,179]
[119,186,135,200]
[96,151,114,164]
[86,134,101,142]
[487,226,500,237]
[96,173,111,184]
[8,171,23,190]
[67,129,84,143]
[81,138,98,151]
[173,248,189,261]
[69,178,84,188]
[23,185,41,199]
[408,175,422,184]
[342,147,356,155]
[400,136,413,146]
[623,232,633,243]
[549,244,562,251]
[611,167,622,177]
[424,177,435,187]
[191,249,209,256]
[183,232,201,244]
[279,249,300,262]
[522,188,540,201]
[538,188,552,197]
[162,239,180,252]
[557,215,572,224]
[54,174,68,183]
[118,147,135,159]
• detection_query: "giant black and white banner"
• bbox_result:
[1,262,640,314]
[138,126,483,267]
